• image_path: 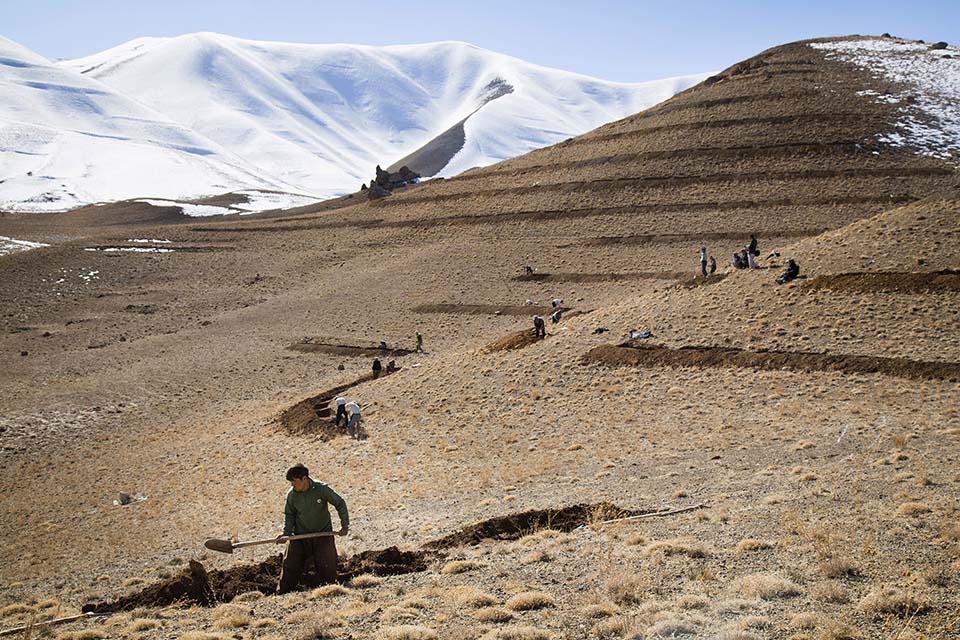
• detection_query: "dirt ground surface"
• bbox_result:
[1,36,959,639]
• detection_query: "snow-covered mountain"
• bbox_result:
[1,33,709,212]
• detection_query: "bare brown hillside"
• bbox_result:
[0,36,958,639]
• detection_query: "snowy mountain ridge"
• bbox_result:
[2,33,710,212]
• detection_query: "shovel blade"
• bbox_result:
[204,538,235,554]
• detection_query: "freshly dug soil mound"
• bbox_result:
[805,270,960,294]
[584,342,960,382]
[424,503,636,550]
[339,546,436,581]
[413,303,562,316]
[483,328,543,352]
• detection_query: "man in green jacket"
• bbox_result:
[275,463,349,594]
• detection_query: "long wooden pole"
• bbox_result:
[0,612,102,637]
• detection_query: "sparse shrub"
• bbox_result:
[715,599,754,613]
[505,591,555,611]
[646,617,697,637]
[382,606,420,623]
[733,574,802,599]
[479,626,553,640]
[897,502,931,516]
[377,625,437,640]
[818,557,860,579]
[818,622,860,639]
[590,616,633,638]
[788,612,820,629]
[440,560,484,574]
[295,611,344,640]
[811,582,849,603]
[735,539,774,552]
[642,537,708,558]
[349,574,383,588]
[232,590,265,602]
[605,573,645,605]
[450,585,497,607]
[309,584,352,599]
[0,603,35,616]
[124,618,159,632]
[675,595,709,610]
[737,615,771,629]
[859,587,930,618]
[474,607,513,623]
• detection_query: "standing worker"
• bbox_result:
[533,315,546,338]
[333,396,347,429]
[345,400,361,439]
[748,234,758,256]
[275,464,348,594]
[708,255,717,275]
[372,358,382,379]
[415,331,424,353]
[699,247,708,277]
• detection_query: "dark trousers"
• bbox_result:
[335,405,346,428]
[534,324,545,338]
[277,536,338,594]
[700,260,708,277]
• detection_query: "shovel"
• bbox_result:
[204,531,337,554]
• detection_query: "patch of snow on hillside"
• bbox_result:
[136,199,237,217]
[810,39,960,164]
[233,191,318,212]
[0,235,49,256]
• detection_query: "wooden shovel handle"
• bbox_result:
[234,531,337,550]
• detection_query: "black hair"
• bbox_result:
[286,464,309,481]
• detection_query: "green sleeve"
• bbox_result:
[283,491,296,536]
[322,484,349,529]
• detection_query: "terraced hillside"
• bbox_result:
[0,36,958,639]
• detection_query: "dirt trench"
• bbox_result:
[513,272,687,283]
[583,342,960,382]
[413,303,566,316]
[279,370,398,438]
[287,338,414,357]
[84,503,634,611]
[804,270,960,294]
[569,229,819,248]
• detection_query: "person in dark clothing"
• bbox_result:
[533,315,546,338]
[551,309,562,324]
[708,256,717,275]
[276,464,348,594]
[372,358,382,379]
[415,331,423,353]
[334,396,347,429]
[699,247,708,277]
[776,258,800,285]
[748,234,758,256]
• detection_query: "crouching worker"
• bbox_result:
[776,258,800,285]
[276,464,349,594]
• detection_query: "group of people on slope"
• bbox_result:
[701,233,801,284]
[533,297,564,338]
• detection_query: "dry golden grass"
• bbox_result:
[309,584,353,599]
[377,625,437,640]
[518,530,572,546]
[787,612,821,629]
[232,590,265,602]
[121,577,146,588]
[642,537,708,558]
[175,633,234,640]
[737,615,771,629]
[817,622,859,639]
[211,603,250,628]
[505,591,556,611]
[479,626,553,640]
[810,582,849,603]
[521,549,554,564]
[589,616,635,638]
[474,606,514,623]
[53,632,108,640]
[294,611,345,640]
[382,605,422,624]
[818,557,860,579]
[0,603,35,616]
[625,533,647,546]
[251,617,278,627]
[733,573,802,599]
[123,618,159,632]
[645,617,698,637]
[717,631,760,640]
[675,595,709,610]
[735,539,775,552]
[897,502,931,517]
[859,587,930,618]
[349,574,383,588]
[604,573,645,605]
[439,560,484,574]
[449,585,497,608]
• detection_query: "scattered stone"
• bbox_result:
[930,41,948,50]
[117,492,132,506]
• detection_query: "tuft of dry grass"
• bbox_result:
[382,606,422,624]
[897,502,931,517]
[232,590,265,602]
[124,618,160,633]
[788,612,821,629]
[580,602,620,618]
[479,626,554,640]
[176,634,234,640]
[505,591,556,611]
[645,617,698,637]
[625,533,647,546]
[449,585,497,608]
[859,587,930,618]
[589,616,636,638]
[521,549,554,564]
[642,537,708,558]
[733,573,802,599]
[474,607,514,623]
[309,584,353,599]
[440,560,484,574]
[295,611,345,640]
[0,603,35,616]
[54,632,109,640]
[349,574,383,588]
[818,622,860,639]
[818,557,860,579]
[735,539,774,552]
[518,529,572,546]
[605,573,645,605]
[675,595,709,610]
[377,625,438,640]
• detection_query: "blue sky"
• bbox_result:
[3,0,958,81]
